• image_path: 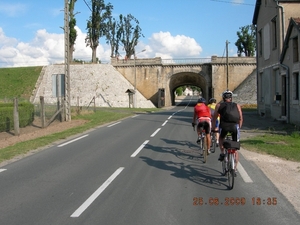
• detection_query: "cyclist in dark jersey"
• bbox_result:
[212,90,243,164]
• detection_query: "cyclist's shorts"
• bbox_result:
[197,117,211,134]
[219,123,238,141]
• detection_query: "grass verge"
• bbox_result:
[241,132,300,162]
[0,107,161,164]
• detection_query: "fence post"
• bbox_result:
[13,97,20,136]
[40,96,45,128]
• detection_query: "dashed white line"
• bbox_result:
[150,128,161,137]
[0,169,7,173]
[71,167,125,218]
[162,120,168,126]
[131,140,149,157]
[58,135,89,147]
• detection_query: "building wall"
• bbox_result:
[254,0,300,124]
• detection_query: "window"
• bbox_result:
[292,72,299,100]
[52,74,65,97]
[258,29,262,57]
[271,17,277,49]
[293,37,299,62]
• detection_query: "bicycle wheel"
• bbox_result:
[221,160,227,176]
[227,154,235,190]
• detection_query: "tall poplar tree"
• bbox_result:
[85,0,113,63]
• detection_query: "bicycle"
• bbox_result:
[193,124,208,163]
[221,136,240,190]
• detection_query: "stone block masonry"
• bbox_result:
[31,64,155,108]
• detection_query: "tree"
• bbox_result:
[69,0,78,62]
[105,16,120,58]
[118,14,144,59]
[85,0,113,63]
[235,25,256,57]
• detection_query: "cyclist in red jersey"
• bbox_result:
[192,98,212,153]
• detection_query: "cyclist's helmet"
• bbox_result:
[209,98,216,104]
[222,90,233,100]
[198,97,206,103]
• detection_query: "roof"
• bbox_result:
[280,17,300,63]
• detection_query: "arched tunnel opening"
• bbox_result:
[169,71,211,106]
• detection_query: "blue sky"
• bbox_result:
[0,0,256,67]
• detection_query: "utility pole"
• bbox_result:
[226,40,229,90]
[64,0,71,121]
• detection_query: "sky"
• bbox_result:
[0,0,256,68]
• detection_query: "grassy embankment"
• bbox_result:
[0,67,299,163]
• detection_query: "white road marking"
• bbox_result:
[162,120,168,126]
[107,122,121,127]
[168,116,172,119]
[131,140,149,157]
[57,135,89,147]
[71,167,125,218]
[0,169,7,173]
[150,128,161,137]
[237,163,253,183]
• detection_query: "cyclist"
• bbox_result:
[212,90,243,174]
[192,97,212,153]
[207,98,220,147]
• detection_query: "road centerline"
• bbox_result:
[131,140,149,157]
[70,167,125,218]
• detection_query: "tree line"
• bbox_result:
[68,0,143,63]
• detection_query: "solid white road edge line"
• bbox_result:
[131,140,149,157]
[57,134,89,147]
[107,121,121,127]
[70,167,125,218]
[237,163,253,183]
[150,128,161,137]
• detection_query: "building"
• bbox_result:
[252,0,300,124]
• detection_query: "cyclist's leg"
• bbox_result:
[204,121,211,152]
[196,122,204,143]
[215,119,220,146]
[218,127,228,161]
[231,124,239,172]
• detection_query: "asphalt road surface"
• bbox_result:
[0,96,299,225]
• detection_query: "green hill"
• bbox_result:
[0,66,42,101]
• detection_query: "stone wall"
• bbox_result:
[31,64,155,108]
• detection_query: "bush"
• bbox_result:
[0,102,34,132]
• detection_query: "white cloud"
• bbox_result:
[147,31,202,58]
[232,0,244,4]
[0,27,204,67]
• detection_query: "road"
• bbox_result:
[0,96,299,225]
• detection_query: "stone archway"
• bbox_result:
[168,71,211,105]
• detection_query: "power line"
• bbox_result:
[210,0,255,6]
[82,0,92,12]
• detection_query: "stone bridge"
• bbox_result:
[111,56,256,107]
